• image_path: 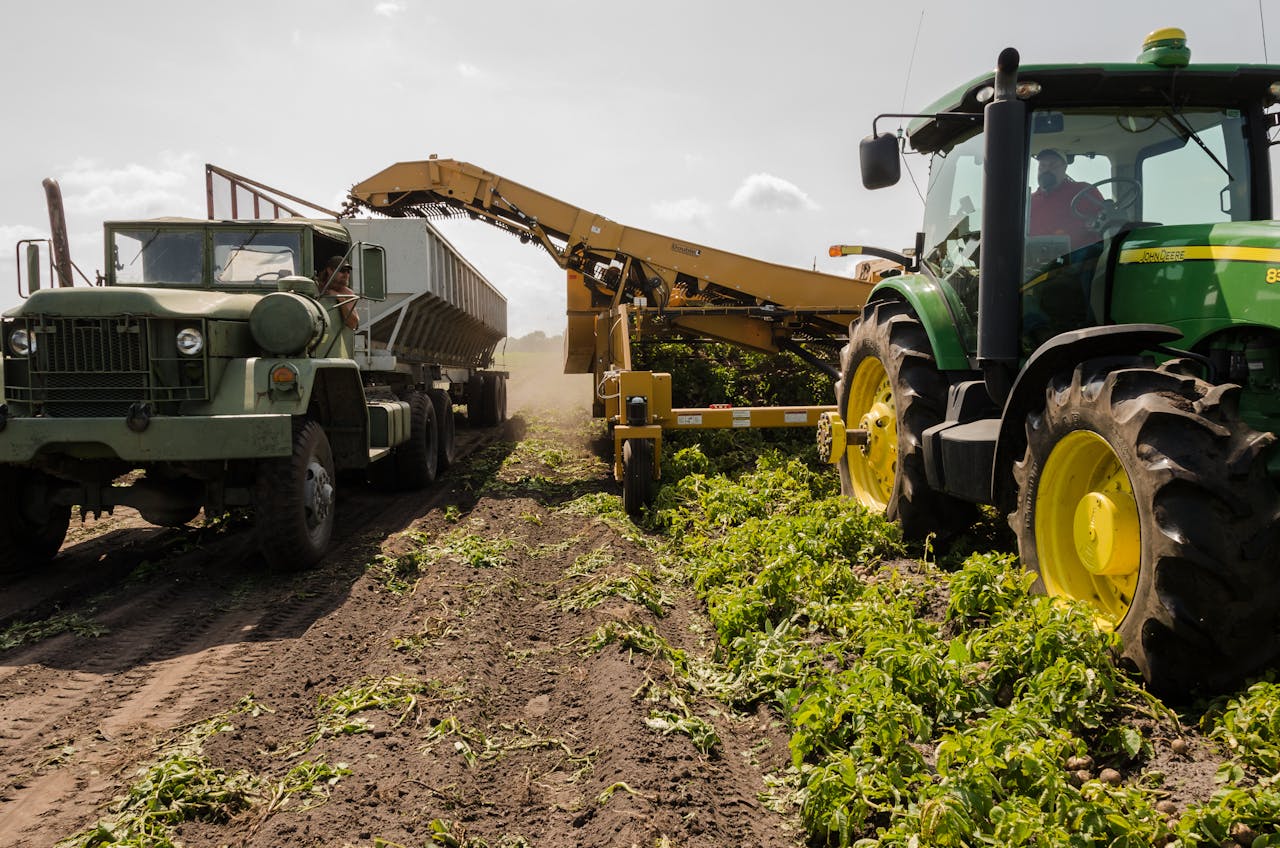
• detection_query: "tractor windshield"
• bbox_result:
[920,128,985,352]
[1021,106,1252,346]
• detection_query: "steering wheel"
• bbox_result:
[1071,177,1142,222]
[254,269,290,281]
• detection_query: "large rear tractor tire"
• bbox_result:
[429,388,457,471]
[254,420,337,572]
[622,438,655,517]
[0,467,71,575]
[836,299,976,538]
[1012,359,1280,695]
[396,391,440,489]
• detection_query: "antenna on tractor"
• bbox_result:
[1262,0,1271,62]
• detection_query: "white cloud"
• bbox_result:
[59,152,201,218]
[729,173,819,213]
[456,63,481,79]
[374,1,406,17]
[649,197,712,225]
[0,223,45,244]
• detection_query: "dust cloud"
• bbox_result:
[495,350,594,415]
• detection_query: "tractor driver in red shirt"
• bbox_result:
[1029,148,1105,251]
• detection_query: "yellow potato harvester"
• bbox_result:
[348,158,888,512]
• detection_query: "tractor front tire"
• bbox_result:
[836,299,975,539]
[1012,359,1280,695]
[254,420,337,572]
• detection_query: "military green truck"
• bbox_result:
[818,28,1280,694]
[2,202,508,572]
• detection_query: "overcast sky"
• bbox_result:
[1,1,1275,337]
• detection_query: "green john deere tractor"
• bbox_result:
[819,28,1280,695]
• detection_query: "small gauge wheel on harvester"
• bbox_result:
[622,438,655,516]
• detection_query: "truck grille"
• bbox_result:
[5,316,208,417]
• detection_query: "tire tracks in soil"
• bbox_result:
[0,421,513,846]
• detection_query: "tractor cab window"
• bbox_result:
[921,129,985,351]
[1021,106,1252,348]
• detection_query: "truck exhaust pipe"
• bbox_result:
[42,177,75,288]
[976,47,1027,405]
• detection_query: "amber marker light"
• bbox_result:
[271,364,298,385]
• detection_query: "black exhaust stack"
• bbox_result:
[976,48,1026,406]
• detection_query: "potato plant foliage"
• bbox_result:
[651,446,1280,846]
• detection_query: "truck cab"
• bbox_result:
[1,208,504,574]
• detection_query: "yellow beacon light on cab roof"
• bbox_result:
[1138,27,1190,67]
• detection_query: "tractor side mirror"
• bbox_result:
[860,133,901,190]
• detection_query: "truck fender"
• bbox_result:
[303,366,368,471]
[989,323,1182,507]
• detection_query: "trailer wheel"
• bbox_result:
[254,419,336,571]
[467,374,488,427]
[495,376,508,423]
[1012,359,1280,695]
[0,467,70,574]
[836,299,975,538]
[622,438,655,517]
[429,389,456,471]
[396,391,440,489]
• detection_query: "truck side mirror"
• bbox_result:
[860,133,901,190]
[26,242,41,293]
[361,245,387,301]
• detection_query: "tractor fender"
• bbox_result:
[990,323,1183,508]
[867,275,972,371]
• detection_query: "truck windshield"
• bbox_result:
[113,229,204,286]
[111,228,304,288]
[213,230,302,285]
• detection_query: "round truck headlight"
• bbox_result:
[176,327,204,355]
[9,328,35,356]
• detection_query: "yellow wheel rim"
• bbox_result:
[845,356,897,511]
[1035,430,1141,627]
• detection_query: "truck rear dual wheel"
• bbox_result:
[1012,359,1280,695]
[395,391,440,489]
[255,419,336,572]
[429,388,456,471]
[622,438,655,517]
[0,467,71,575]
[836,299,976,538]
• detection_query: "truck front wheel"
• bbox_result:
[0,468,70,574]
[1012,359,1280,695]
[836,299,975,538]
[254,420,336,571]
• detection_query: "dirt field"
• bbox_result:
[0,356,800,848]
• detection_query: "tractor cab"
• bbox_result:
[920,99,1259,357]
[901,33,1275,370]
